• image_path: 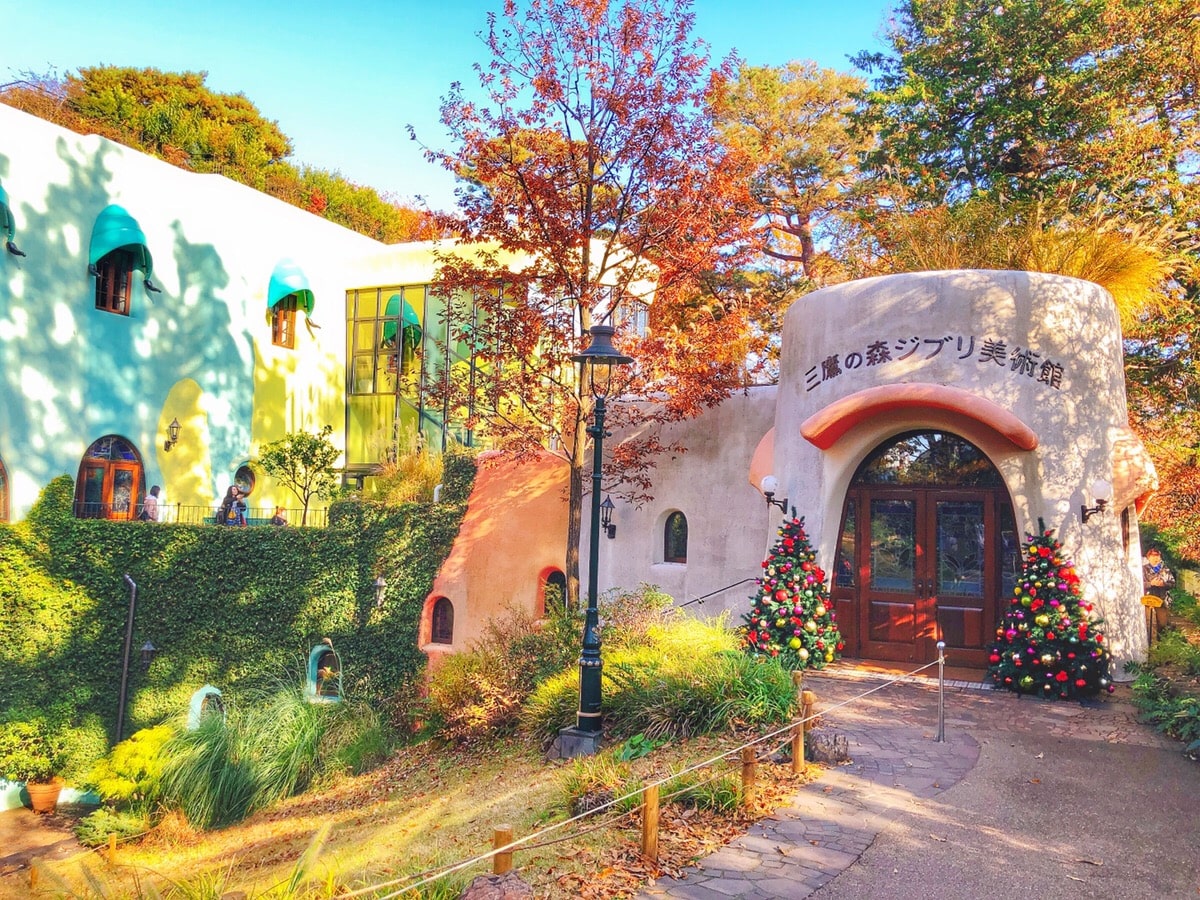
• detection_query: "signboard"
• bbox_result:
[1141,594,1164,608]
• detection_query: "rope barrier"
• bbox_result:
[41,661,944,899]
[341,658,944,897]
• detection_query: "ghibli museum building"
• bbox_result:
[0,102,1159,673]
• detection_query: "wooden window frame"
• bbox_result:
[272,295,299,348]
[95,249,134,315]
[431,596,454,644]
[664,511,688,564]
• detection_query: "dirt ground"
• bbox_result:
[0,804,89,892]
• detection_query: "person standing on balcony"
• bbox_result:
[139,485,161,521]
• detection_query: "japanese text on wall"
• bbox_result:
[804,335,1066,393]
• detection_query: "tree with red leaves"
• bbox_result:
[415,0,762,604]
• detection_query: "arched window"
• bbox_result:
[542,569,567,614]
[267,259,314,351]
[432,597,454,644]
[75,436,144,520]
[89,205,154,316]
[94,248,136,315]
[664,511,688,563]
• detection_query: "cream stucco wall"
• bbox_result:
[769,270,1147,669]
[586,385,779,620]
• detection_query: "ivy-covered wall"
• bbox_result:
[1,453,475,774]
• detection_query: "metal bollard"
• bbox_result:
[935,640,946,743]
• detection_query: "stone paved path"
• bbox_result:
[638,669,1180,900]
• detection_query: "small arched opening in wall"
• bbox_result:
[662,510,688,564]
[538,568,568,616]
[427,596,455,645]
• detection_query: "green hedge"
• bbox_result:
[0,453,475,775]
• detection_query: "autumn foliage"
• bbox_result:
[415,0,763,598]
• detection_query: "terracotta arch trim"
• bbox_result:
[800,384,1039,451]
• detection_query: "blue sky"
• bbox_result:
[3,0,895,211]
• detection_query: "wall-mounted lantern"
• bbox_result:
[600,496,616,539]
[140,640,158,669]
[760,474,789,514]
[1081,478,1113,524]
[163,418,182,452]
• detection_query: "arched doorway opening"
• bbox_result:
[75,435,144,520]
[831,431,1019,667]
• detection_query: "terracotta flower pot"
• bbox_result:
[25,778,63,814]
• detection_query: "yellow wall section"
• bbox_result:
[160,378,214,508]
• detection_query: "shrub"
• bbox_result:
[1131,672,1200,757]
[613,733,665,762]
[369,436,445,505]
[74,808,151,848]
[597,583,677,648]
[159,714,257,830]
[521,620,797,742]
[520,668,582,745]
[84,724,174,810]
[424,604,580,743]
[158,681,390,830]
[1147,630,1200,676]
[0,720,65,782]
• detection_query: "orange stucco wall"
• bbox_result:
[420,451,570,660]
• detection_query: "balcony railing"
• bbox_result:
[72,502,327,527]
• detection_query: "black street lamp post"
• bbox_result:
[559,324,633,757]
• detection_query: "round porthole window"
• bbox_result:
[235,465,256,496]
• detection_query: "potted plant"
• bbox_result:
[0,720,66,813]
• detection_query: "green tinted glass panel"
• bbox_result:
[999,502,1020,597]
[853,431,1003,487]
[936,500,984,597]
[836,500,856,587]
[870,499,915,592]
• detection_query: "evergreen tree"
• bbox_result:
[988,521,1115,699]
[743,517,843,670]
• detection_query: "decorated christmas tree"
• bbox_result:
[743,516,843,670]
[988,520,1114,699]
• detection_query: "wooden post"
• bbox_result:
[792,670,804,705]
[493,825,513,875]
[641,784,660,863]
[741,747,757,809]
[108,832,118,862]
[791,724,805,775]
[29,860,38,890]
[802,690,817,732]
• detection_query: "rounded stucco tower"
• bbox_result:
[760,270,1156,672]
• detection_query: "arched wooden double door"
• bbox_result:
[75,435,144,520]
[831,432,1020,668]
